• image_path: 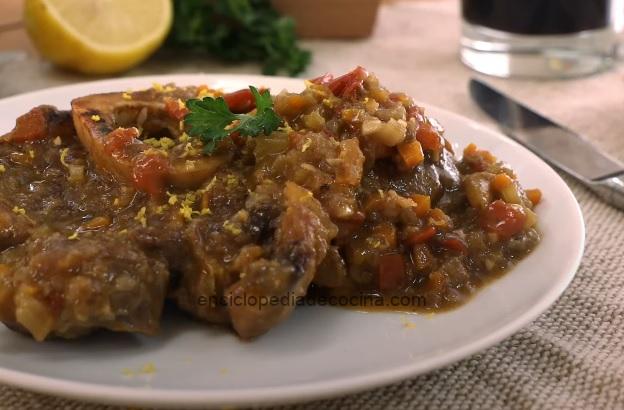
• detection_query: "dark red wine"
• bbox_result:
[462,0,610,35]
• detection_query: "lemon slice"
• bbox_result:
[24,0,173,75]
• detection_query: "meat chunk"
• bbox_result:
[226,182,337,338]
[71,88,226,196]
[0,232,169,341]
[0,201,32,251]
[0,106,73,144]
[175,181,337,338]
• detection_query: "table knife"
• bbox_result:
[470,79,624,210]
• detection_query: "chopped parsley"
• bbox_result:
[185,86,282,154]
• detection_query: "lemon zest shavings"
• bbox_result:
[204,176,217,192]
[301,138,312,152]
[179,203,198,221]
[153,83,175,93]
[167,192,178,205]
[226,174,238,188]
[59,148,70,168]
[400,315,417,329]
[144,147,168,157]
[223,220,242,236]
[178,132,190,143]
[141,362,157,375]
[153,203,167,214]
[135,206,147,227]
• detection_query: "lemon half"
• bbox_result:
[24,0,173,75]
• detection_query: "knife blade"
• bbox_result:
[470,78,624,210]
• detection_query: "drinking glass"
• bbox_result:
[460,0,622,78]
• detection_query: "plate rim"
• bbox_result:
[0,73,585,408]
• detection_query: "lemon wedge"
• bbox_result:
[24,0,173,75]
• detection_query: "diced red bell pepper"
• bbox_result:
[103,128,140,158]
[480,200,527,239]
[229,131,245,147]
[327,66,368,99]
[223,88,257,114]
[132,154,169,197]
[309,73,334,85]
[164,98,189,121]
[378,253,406,291]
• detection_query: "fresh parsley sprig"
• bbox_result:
[185,86,282,153]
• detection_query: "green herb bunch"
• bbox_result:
[168,0,311,76]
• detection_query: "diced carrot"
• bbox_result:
[463,144,497,171]
[526,188,542,206]
[411,194,431,217]
[491,173,513,192]
[480,200,527,239]
[406,226,437,245]
[415,123,443,152]
[378,253,406,291]
[287,95,310,112]
[397,140,424,169]
[481,150,497,163]
[463,143,478,156]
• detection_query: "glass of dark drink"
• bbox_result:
[461,0,621,78]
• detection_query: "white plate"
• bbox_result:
[0,74,584,408]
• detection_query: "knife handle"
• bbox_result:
[588,175,624,211]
